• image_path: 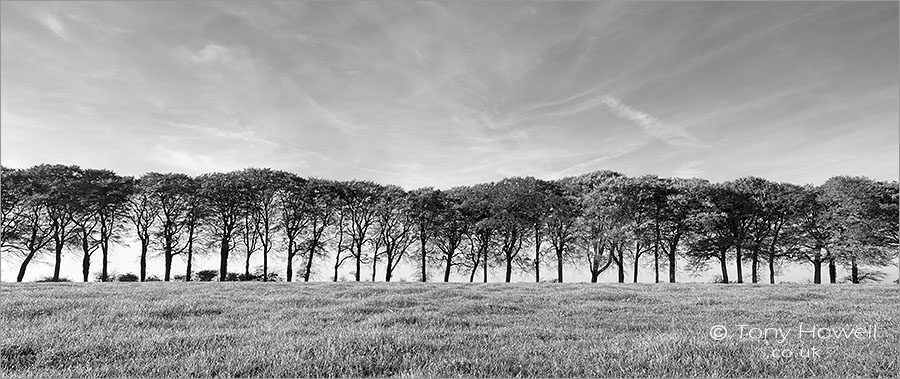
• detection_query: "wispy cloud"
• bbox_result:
[672,160,705,178]
[600,96,705,148]
[554,143,645,178]
[35,12,68,40]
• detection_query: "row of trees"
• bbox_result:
[2,164,897,283]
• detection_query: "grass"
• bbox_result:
[1,282,897,377]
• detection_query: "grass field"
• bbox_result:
[1,282,897,378]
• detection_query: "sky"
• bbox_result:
[1,1,898,282]
[1,1,898,190]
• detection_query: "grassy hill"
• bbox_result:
[1,282,897,377]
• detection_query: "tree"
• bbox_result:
[458,183,496,283]
[198,171,250,282]
[241,168,284,281]
[301,179,340,282]
[793,186,832,284]
[820,176,898,284]
[278,174,309,282]
[545,179,581,283]
[36,164,83,281]
[748,181,806,284]
[658,178,705,283]
[571,171,626,282]
[93,173,134,282]
[2,167,55,282]
[686,183,734,283]
[71,169,124,282]
[718,180,758,283]
[182,186,207,282]
[142,173,196,281]
[490,177,545,282]
[374,186,415,282]
[408,187,442,282]
[343,181,383,281]
[433,189,468,282]
[128,173,160,281]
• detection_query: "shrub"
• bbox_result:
[35,277,70,283]
[145,275,161,282]
[195,270,218,282]
[224,272,240,282]
[238,273,259,281]
[116,273,139,282]
[173,274,187,281]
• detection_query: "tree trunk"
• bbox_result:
[355,244,361,281]
[813,261,821,284]
[305,242,315,282]
[851,257,858,284]
[164,252,172,282]
[140,238,149,282]
[371,253,377,282]
[100,236,110,282]
[263,246,269,282]
[17,250,38,282]
[386,255,393,282]
[53,241,63,281]
[616,247,625,283]
[420,228,427,282]
[505,257,512,283]
[81,236,90,282]
[286,245,294,282]
[751,249,758,284]
[185,226,194,282]
[534,226,541,282]
[219,235,229,281]
[444,255,452,282]
[556,249,564,283]
[653,222,660,283]
[668,236,680,283]
[768,256,776,284]
[164,238,173,282]
[590,271,599,283]
[632,241,640,283]
[828,257,837,283]
[735,245,743,283]
[482,244,488,283]
[719,248,729,284]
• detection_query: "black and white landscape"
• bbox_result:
[1,1,898,378]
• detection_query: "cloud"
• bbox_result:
[672,160,705,178]
[187,44,232,63]
[35,12,68,40]
[600,95,705,148]
[553,143,645,177]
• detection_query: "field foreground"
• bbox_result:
[1,282,897,378]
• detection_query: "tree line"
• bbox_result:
[1,164,897,284]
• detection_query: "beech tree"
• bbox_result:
[374,185,415,282]
[408,187,442,282]
[198,171,249,281]
[128,174,160,281]
[343,180,383,281]
[459,183,496,282]
[38,164,82,281]
[141,173,196,281]
[279,174,310,282]
[544,180,581,282]
[434,189,468,282]
[301,179,340,282]
[2,167,55,282]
